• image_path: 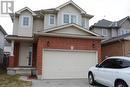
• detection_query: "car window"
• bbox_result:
[100,59,113,68]
[121,59,130,68]
[100,58,130,69]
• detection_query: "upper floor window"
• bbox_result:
[49,15,55,25]
[118,29,130,36]
[64,14,69,23]
[63,14,77,24]
[81,19,85,28]
[21,16,30,27]
[71,15,76,23]
[102,29,108,36]
[22,17,29,26]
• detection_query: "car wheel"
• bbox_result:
[88,72,95,85]
[115,81,128,87]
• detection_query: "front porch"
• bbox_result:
[6,36,37,76]
[7,67,36,76]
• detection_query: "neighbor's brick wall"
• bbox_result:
[124,40,130,56]
[102,41,123,59]
[36,36,101,75]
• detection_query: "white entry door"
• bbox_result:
[19,42,32,66]
[42,50,97,79]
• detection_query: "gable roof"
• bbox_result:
[41,24,100,36]
[117,16,130,26]
[16,7,36,16]
[102,33,130,44]
[90,16,130,30]
[0,25,7,35]
[90,19,119,29]
[56,0,86,14]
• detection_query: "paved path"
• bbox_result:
[32,79,106,87]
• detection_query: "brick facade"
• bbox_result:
[102,41,123,59]
[36,36,101,75]
[102,40,130,59]
[8,42,20,67]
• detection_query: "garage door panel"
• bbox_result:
[42,50,97,79]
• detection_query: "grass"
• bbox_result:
[0,70,32,87]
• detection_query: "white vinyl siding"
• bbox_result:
[102,29,108,36]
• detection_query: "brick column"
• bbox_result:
[36,38,43,79]
[8,56,15,67]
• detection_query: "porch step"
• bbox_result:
[7,67,36,76]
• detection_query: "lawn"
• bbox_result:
[0,70,32,87]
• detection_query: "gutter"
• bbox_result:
[34,32,102,40]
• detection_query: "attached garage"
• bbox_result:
[42,49,98,79]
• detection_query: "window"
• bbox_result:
[81,19,85,27]
[22,17,29,26]
[100,58,130,69]
[119,30,130,36]
[71,15,76,23]
[49,15,55,24]
[121,59,130,68]
[64,14,69,23]
[63,14,77,24]
[102,29,108,36]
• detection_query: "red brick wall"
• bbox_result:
[36,36,101,75]
[102,41,123,59]
[8,42,20,67]
[8,56,15,67]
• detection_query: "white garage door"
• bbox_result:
[42,49,97,79]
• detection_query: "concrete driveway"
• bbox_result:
[32,79,106,87]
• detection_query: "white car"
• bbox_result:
[88,56,130,87]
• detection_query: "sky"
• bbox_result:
[0,0,130,34]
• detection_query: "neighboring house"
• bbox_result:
[0,25,7,49]
[6,0,101,79]
[102,33,130,58]
[0,25,7,65]
[90,16,130,59]
[90,16,130,40]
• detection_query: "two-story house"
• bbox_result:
[0,25,7,65]
[90,16,130,40]
[90,16,130,59]
[6,0,101,79]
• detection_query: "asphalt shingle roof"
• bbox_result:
[102,33,130,44]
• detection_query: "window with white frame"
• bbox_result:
[102,29,108,36]
[49,15,55,25]
[64,14,69,23]
[81,18,85,28]
[71,15,76,23]
[22,16,29,27]
[63,14,77,24]
[119,30,130,36]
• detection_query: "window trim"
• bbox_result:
[81,18,86,28]
[49,14,55,25]
[21,16,30,27]
[62,13,78,25]
[102,29,108,36]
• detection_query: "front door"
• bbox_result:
[19,42,32,66]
